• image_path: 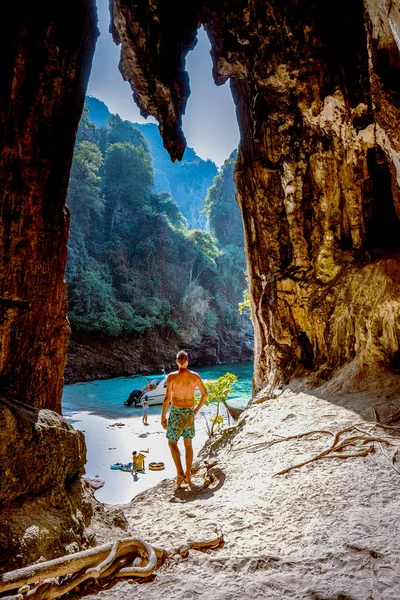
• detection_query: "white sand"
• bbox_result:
[80,385,400,599]
[69,409,210,504]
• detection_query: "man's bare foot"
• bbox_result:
[185,473,191,484]
[175,474,186,491]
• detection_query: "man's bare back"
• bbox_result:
[167,369,207,408]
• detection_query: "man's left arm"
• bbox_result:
[194,376,208,416]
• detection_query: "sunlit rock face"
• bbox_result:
[112,0,400,392]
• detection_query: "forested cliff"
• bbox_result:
[86,96,218,229]
[65,105,252,382]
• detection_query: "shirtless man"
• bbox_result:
[161,350,208,490]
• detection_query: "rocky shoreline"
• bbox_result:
[64,330,253,385]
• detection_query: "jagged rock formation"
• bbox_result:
[0,1,98,572]
[0,2,97,411]
[65,327,253,384]
[111,0,400,393]
[0,397,92,571]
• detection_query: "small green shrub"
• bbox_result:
[202,372,238,437]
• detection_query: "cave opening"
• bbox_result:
[365,147,400,250]
[392,348,400,370]
[297,332,315,371]
[60,12,255,506]
[64,7,254,396]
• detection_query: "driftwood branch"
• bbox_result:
[0,528,223,600]
[235,429,336,454]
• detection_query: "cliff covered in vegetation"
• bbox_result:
[65,108,252,382]
[86,96,218,229]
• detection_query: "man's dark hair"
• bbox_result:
[176,350,189,365]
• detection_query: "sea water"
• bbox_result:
[62,361,254,418]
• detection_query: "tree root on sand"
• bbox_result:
[0,528,223,600]
[237,416,400,477]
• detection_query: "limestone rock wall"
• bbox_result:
[0,1,98,573]
[111,0,400,392]
[0,397,92,572]
[0,1,97,411]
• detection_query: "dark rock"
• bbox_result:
[0,397,91,573]
[65,328,253,384]
[0,397,86,504]
[0,1,97,411]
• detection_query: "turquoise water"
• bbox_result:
[62,362,254,419]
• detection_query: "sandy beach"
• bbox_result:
[63,364,251,504]
[66,406,211,504]
[79,380,400,600]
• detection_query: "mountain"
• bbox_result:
[86,96,218,229]
[86,96,111,127]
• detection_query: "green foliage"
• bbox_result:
[238,288,252,317]
[103,142,153,234]
[75,105,98,145]
[66,102,252,351]
[68,259,122,337]
[205,372,238,405]
[203,373,238,437]
[107,114,149,152]
[67,141,104,228]
[153,192,186,227]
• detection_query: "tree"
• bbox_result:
[238,288,252,318]
[185,229,220,283]
[107,114,149,153]
[68,257,122,337]
[103,142,153,234]
[203,150,243,247]
[75,104,97,145]
[152,192,186,228]
[67,141,104,235]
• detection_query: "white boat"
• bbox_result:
[124,374,202,407]
[124,375,166,407]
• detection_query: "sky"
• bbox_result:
[87,0,239,166]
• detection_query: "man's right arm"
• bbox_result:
[194,376,208,416]
[161,376,173,429]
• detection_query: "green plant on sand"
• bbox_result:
[201,372,238,437]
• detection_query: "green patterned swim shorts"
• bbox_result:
[166,407,195,442]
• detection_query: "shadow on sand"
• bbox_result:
[169,467,226,504]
